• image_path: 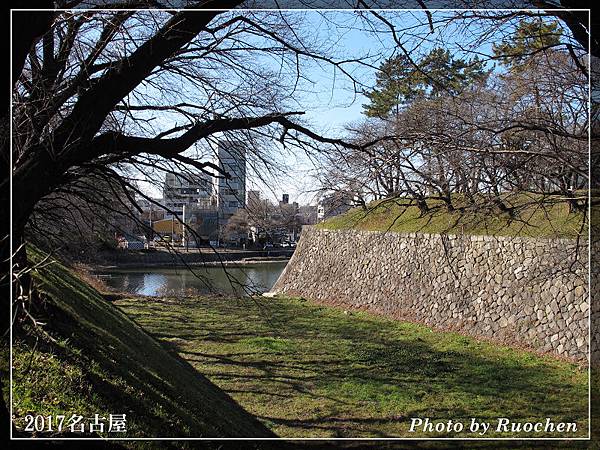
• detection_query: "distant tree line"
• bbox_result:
[223,196,308,245]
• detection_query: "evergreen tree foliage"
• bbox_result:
[492,18,563,70]
[363,48,488,118]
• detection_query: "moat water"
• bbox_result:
[95,261,287,297]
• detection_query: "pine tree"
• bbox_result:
[492,18,563,70]
[362,48,487,118]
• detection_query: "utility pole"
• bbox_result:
[183,204,187,252]
[149,203,153,241]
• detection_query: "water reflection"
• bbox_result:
[96,262,287,297]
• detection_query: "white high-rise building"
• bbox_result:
[215,141,246,221]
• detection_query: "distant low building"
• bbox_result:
[163,172,214,218]
[317,192,356,221]
[137,199,166,224]
[152,218,183,239]
[116,233,147,250]
[188,208,219,242]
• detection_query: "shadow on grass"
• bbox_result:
[117,296,588,439]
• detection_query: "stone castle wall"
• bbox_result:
[272,227,589,362]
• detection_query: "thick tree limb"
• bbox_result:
[49,3,243,161]
[89,112,306,160]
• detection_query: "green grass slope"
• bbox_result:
[6,247,275,439]
[319,196,587,238]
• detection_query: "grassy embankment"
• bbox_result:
[115,294,589,439]
[318,196,587,238]
[4,247,273,440]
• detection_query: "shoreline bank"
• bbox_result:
[94,256,290,270]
